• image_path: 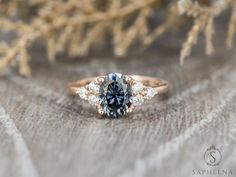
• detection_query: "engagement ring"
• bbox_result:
[68,73,169,118]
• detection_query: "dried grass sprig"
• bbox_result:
[179,0,234,63]
[0,0,235,77]
[226,3,236,48]
[180,14,208,64]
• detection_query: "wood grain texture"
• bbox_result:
[0,22,236,177]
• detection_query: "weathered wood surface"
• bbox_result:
[0,25,236,177]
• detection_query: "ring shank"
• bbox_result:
[68,75,169,95]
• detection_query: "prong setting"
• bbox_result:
[96,77,105,84]
[140,89,147,96]
[98,106,105,115]
[127,104,135,113]
[124,75,134,84]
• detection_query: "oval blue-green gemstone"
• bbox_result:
[99,73,132,118]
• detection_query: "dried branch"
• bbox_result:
[226,4,236,48]
[179,0,234,64]
[0,0,235,77]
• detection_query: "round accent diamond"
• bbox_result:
[131,95,144,106]
[76,87,88,100]
[132,82,143,94]
[145,87,156,99]
[88,82,100,93]
[99,73,132,118]
[88,95,99,106]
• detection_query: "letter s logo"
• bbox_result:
[209,151,216,163]
[204,146,221,166]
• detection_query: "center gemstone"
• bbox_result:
[99,73,132,118]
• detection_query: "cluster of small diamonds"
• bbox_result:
[75,81,100,107]
[130,81,157,106]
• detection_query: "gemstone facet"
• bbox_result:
[99,73,132,118]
